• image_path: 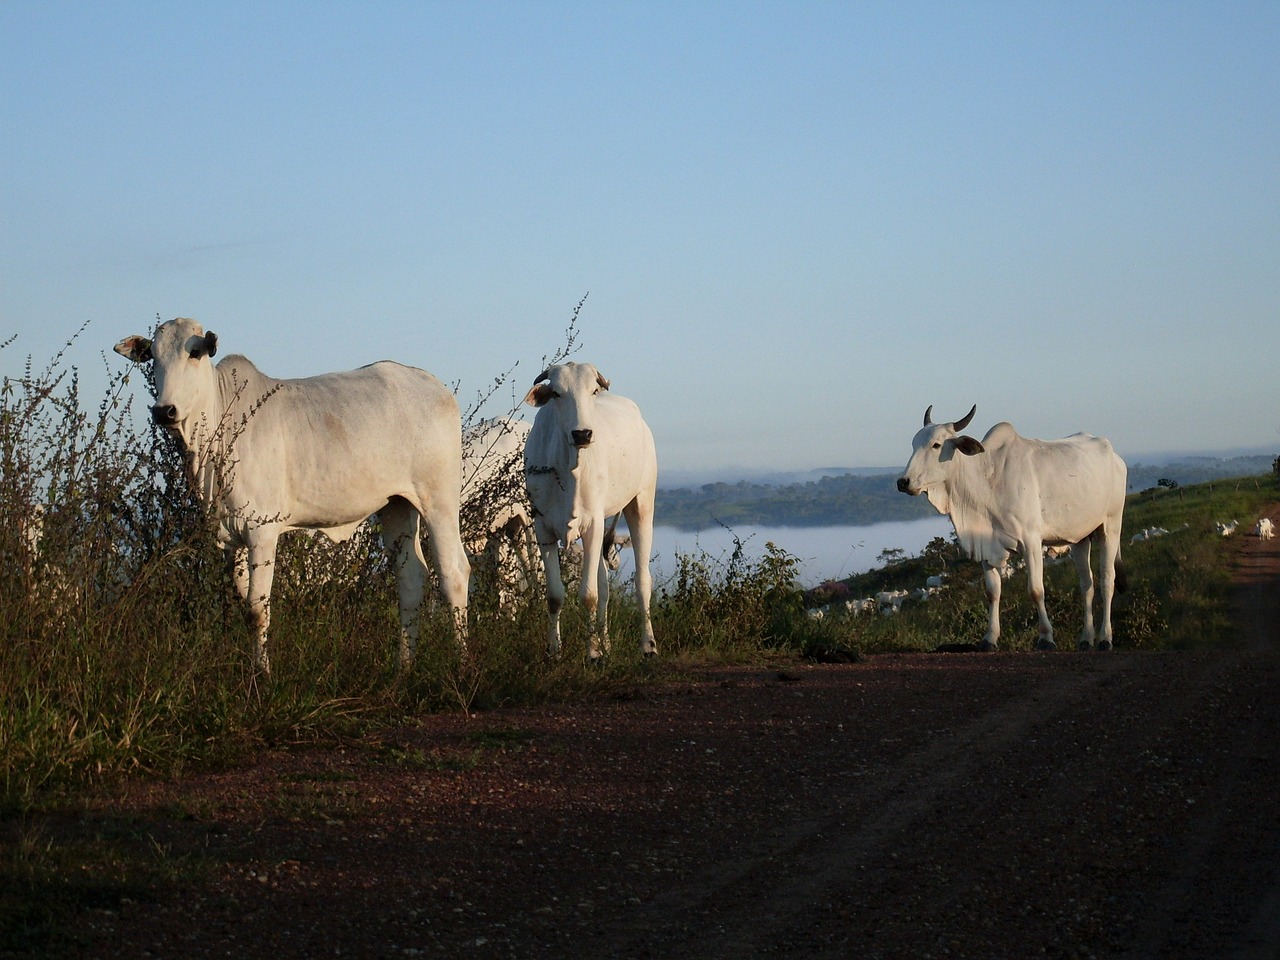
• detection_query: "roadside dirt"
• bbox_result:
[19,508,1280,959]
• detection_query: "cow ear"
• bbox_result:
[190,332,217,360]
[953,435,985,456]
[595,372,610,391]
[524,384,556,407]
[113,336,153,363]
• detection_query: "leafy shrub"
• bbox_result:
[654,531,805,658]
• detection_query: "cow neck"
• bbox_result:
[941,451,1005,566]
[181,360,272,510]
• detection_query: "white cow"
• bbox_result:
[461,417,538,608]
[843,597,877,616]
[1216,520,1239,537]
[522,362,658,659]
[897,404,1127,651]
[875,589,909,613]
[1256,517,1275,541]
[115,317,470,673]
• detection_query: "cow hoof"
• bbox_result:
[1036,638,1057,651]
[1097,640,1113,652]
[1077,639,1094,651]
[977,640,997,652]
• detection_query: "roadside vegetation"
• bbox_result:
[2,323,1277,820]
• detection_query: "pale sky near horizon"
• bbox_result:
[3,2,1277,481]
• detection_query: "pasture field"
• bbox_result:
[0,331,1276,810]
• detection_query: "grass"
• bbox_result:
[1,322,1277,957]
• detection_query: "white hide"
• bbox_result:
[897,404,1127,652]
[461,417,538,608]
[522,362,658,659]
[115,317,470,673]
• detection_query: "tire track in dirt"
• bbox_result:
[604,654,1140,959]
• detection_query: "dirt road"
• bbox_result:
[39,518,1280,959]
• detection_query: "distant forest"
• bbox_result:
[654,454,1276,531]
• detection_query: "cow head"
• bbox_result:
[896,404,984,501]
[524,362,610,449]
[114,317,219,443]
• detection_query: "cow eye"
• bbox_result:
[932,442,942,450]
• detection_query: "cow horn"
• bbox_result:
[953,404,976,431]
[532,368,551,385]
[923,405,934,426]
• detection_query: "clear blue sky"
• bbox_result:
[3,1,1277,480]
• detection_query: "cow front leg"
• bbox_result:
[538,536,567,658]
[244,531,280,674]
[578,526,609,660]
[1024,544,1056,650]
[980,563,1003,651]
[588,549,612,659]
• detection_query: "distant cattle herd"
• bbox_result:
[113,318,1276,670]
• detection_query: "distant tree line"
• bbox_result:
[655,472,934,530]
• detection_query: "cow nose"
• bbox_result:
[571,429,593,447]
[896,477,911,493]
[151,404,179,426]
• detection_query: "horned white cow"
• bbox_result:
[897,405,1127,651]
[522,362,658,659]
[115,317,470,673]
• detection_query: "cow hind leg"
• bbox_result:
[623,498,657,657]
[379,499,430,669]
[594,549,613,658]
[1096,527,1121,651]
[419,505,471,654]
[1072,539,1098,650]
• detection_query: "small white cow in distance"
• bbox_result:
[1256,517,1275,541]
[1216,520,1239,537]
[897,404,1127,651]
[115,317,470,674]
[523,362,658,659]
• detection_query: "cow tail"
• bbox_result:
[1114,549,1128,594]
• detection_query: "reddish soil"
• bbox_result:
[27,509,1280,959]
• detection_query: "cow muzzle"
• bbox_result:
[151,404,181,428]
[571,429,593,448]
[896,477,917,495]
